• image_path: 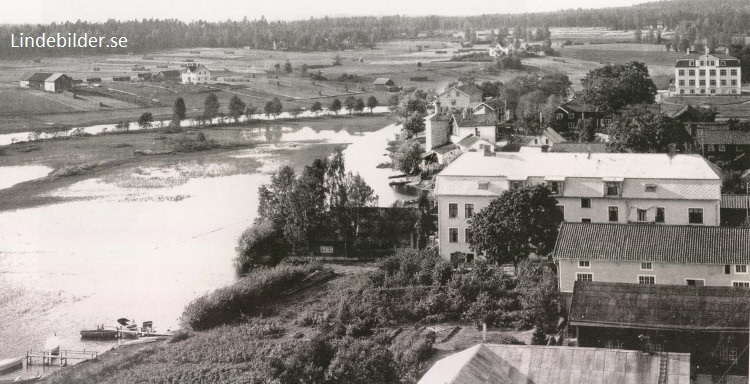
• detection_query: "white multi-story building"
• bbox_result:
[181,64,211,84]
[433,151,722,261]
[674,50,742,95]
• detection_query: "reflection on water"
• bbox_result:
[0,123,415,365]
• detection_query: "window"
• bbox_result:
[720,69,727,75]
[582,218,592,223]
[608,206,619,222]
[688,208,704,224]
[690,89,695,94]
[689,69,695,75]
[581,198,591,208]
[465,204,474,218]
[709,69,716,76]
[731,69,738,76]
[645,184,656,193]
[689,80,696,86]
[707,144,715,152]
[711,89,716,94]
[638,275,655,285]
[720,61,726,66]
[735,265,747,274]
[568,113,575,120]
[710,80,716,86]
[720,347,739,362]
[719,145,726,152]
[689,61,695,67]
[699,61,704,67]
[699,69,705,75]
[678,69,685,76]
[605,182,620,196]
[686,279,705,286]
[448,203,458,218]
[726,265,732,274]
[655,207,665,223]
[448,228,458,243]
[577,273,593,282]
[478,181,489,190]
[548,181,562,195]
[465,228,472,242]
[641,262,653,270]
[579,260,590,268]
[721,80,727,86]
[678,80,685,86]
[510,181,524,189]
[733,282,750,288]
[637,209,647,222]
[731,80,737,86]
[568,122,575,129]
[556,205,565,217]
[699,80,706,86]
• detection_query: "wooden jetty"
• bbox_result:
[25,350,97,367]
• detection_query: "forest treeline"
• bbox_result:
[1,0,750,58]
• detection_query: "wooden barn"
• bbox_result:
[44,73,73,93]
[372,77,396,91]
[20,72,52,89]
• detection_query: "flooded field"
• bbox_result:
[0,122,412,376]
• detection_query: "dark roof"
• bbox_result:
[557,102,599,114]
[549,142,607,153]
[25,72,52,82]
[432,143,460,155]
[553,222,750,264]
[722,194,750,209]
[183,64,208,73]
[156,70,181,77]
[570,281,750,332]
[676,52,740,67]
[373,77,393,85]
[451,113,499,127]
[457,84,482,97]
[696,128,750,145]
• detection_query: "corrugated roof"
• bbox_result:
[696,129,750,145]
[419,344,690,384]
[451,113,499,127]
[437,151,721,180]
[722,194,750,209]
[554,222,750,264]
[570,281,750,332]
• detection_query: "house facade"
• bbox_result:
[153,70,181,82]
[44,73,73,92]
[449,113,498,145]
[674,51,742,95]
[181,64,211,84]
[554,222,750,293]
[436,84,483,111]
[434,152,722,260]
[694,126,750,169]
[525,127,566,148]
[372,77,396,91]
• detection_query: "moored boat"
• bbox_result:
[80,326,119,340]
[0,357,22,373]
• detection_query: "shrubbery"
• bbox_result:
[181,263,324,330]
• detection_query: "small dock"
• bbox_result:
[25,350,98,367]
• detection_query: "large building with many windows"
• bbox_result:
[674,50,742,95]
[433,151,722,261]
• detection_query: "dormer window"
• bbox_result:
[720,60,726,66]
[478,181,489,190]
[605,182,620,196]
[689,60,695,66]
[548,181,562,195]
[510,180,524,190]
[645,184,657,193]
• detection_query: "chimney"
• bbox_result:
[726,47,731,55]
[668,143,677,157]
[686,46,690,54]
[433,101,441,115]
[705,45,710,55]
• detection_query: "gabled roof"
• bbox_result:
[557,102,599,114]
[432,143,461,155]
[554,222,750,264]
[183,64,208,73]
[419,343,691,384]
[25,72,53,82]
[542,127,566,143]
[373,77,393,85]
[570,281,750,332]
[696,128,750,145]
[156,70,181,76]
[451,113,499,127]
[45,73,69,82]
[439,84,482,98]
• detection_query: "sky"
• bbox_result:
[1,0,648,24]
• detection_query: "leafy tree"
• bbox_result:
[390,139,423,174]
[324,147,348,210]
[274,63,281,72]
[244,104,258,123]
[172,97,186,123]
[284,60,293,73]
[366,96,379,113]
[574,117,596,142]
[468,185,563,269]
[311,101,323,115]
[580,61,657,112]
[607,107,692,153]
[722,171,748,194]
[257,165,297,228]
[479,81,504,100]
[330,98,342,115]
[353,98,365,114]
[228,95,246,122]
[325,339,399,384]
[402,111,426,137]
[264,97,283,117]
[235,221,286,272]
[538,71,571,98]
[516,260,559,342]
[137,112,154,129]
[396,89,429,118]
[203,92,220,120]
[344,96,357,113]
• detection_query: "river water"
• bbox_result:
[0,122,411,377]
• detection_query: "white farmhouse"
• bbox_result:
[181,64,211,84]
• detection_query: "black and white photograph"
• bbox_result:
[1,0,750,383]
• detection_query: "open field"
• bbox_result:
[551,27,675,44]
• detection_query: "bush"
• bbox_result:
[180,263,324,330]
[326,339,399,384]
[167,133,218,152]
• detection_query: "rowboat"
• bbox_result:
[0,357,22,373]
[80,326,119,340]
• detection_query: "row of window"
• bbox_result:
[448,203,474,219]
[679,88,738,94]
[683,79,737,86]
[678,79,738,86]
[578,260,748,273]
[707,144,746,152]
[678,69,738,76]
[448,227,471,243]
[576,272,750,287]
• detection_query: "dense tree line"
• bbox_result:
[4,0,750,58]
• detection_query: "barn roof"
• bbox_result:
[553,222,750,264]
[418,344,691,384]
[25,72,53,82]
[570,281,750,332]
[373,77,393,85]
[45,73,69,82]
